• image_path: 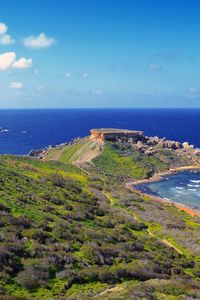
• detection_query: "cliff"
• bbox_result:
[90,128,144,142]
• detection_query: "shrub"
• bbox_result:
[49,173,65,188]
[16,262,50,290]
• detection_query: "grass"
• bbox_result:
[93,143,148,180]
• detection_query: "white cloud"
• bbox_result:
[13,57,32,69]
[185,87,199,98]
[0,52,32,71]
[0,22,15,45]
[81,72,89,79]
[34,69,39,75]
[0,23,7,35]
[10,81,23,89]
[0,52,15,70]
[148,63,162,71]
[65,72,71,78]
[188,87,198,93]
[23,33,55,49]
[37,86,44,91]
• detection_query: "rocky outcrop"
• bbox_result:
[90,128,145,142]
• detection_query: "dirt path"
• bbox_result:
[93,286,124,298]
[147,229,183,254]
[103,192,184,255]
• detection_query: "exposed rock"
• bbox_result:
[90,128,144,142]
[183,142,194,149]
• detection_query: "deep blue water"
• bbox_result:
[135,171,200,209]
[0,108,200,155]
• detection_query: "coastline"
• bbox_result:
[126,165,200,217]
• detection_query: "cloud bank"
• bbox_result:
[23,33,55,49]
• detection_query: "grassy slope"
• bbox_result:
[44,138,103,165]
[1,141,200,299]
[45,140,168,181]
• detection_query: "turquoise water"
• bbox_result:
[135,171,200,210]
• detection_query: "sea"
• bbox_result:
[0,108,200,209]
[0,108,200,155]
[135,171,200,210]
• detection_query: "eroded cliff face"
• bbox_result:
[90,128,145,142]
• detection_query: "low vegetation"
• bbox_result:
[0,137,200,299]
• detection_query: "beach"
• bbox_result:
[126,165,200,217]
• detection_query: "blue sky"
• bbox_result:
[0,0,200,108]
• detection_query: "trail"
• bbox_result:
[147,228,183,254]
[103,192,183,255]
[93,286,124,298]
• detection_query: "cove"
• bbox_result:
[135,170,200,210]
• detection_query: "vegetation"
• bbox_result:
[0,138,200,299]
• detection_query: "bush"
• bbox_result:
[16,262,50,290]
[49,173,65,188]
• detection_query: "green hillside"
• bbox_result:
[0,141,200,299]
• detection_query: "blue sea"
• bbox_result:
[0,108,200,155]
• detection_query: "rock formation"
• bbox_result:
[90,128,145,142]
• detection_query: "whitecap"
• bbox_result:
[187,188,197,192]
[0,128,9,133]
[187,184,200,188]
[190,180,200,183]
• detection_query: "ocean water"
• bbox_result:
[135,171,200,210]
[0,108,200,155]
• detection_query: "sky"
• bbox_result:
[0,0,200,108]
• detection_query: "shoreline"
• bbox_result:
[126,165,200,217]
[130,165,200,186]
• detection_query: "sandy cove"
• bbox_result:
[126,165,200,218]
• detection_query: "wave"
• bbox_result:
[187,184,200,188]
[0,128,9,133]
[187,188,197,192]
[176,191,186,194]
[176,186,184,189]
[190,180,200,183]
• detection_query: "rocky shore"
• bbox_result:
[29,137,82,159]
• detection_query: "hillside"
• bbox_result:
[1,131,200,299]
[44,130,200,182]
[44,138,103,168]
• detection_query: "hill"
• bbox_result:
[1,130,200,299]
